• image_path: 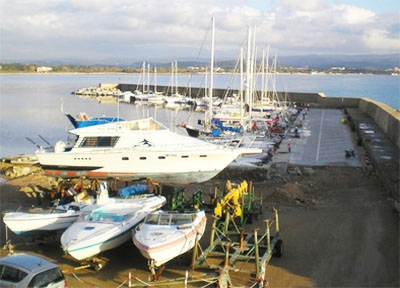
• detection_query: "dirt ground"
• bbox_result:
[0,163,399,287]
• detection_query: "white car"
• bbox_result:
[0,253,67,288]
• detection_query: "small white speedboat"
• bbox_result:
[61,195,166,261]
[2,202,92,236]
[133,210,207,267]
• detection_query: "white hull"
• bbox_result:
[35,118,261,185]
[61,196,166,261]
[61,220,133,261]
[36,149,242,184]
[133,210,207,267]
[3,203,90,236]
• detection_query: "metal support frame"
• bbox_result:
[192,208,282,285]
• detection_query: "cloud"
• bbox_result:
[1,0,399,63]
[363,29,400,53]
[259,0,398,55]
[333,4,376,25]
[280,0,327,12]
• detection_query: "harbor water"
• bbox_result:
[0,73,398,158]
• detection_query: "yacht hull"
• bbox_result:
[35,118,262,186]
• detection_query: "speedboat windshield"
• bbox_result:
[144,213,195,225]
[79,211,132,223]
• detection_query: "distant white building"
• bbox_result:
[37,66,52,73]
[331,67,346,71]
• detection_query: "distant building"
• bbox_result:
[37,66,52,73]
[331,67,346,71]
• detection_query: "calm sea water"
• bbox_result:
[0,73,398,158]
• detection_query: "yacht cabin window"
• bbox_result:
[79,136,120,147]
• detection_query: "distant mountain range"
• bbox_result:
[276,54,400,70]
[215,54,399,71]
[10,54,399,70]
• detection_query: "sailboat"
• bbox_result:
[180,17,225,138]
[164,61,189,109]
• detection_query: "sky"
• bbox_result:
[1,0,399,64]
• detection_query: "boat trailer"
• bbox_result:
[189,179,281,286]
[62,257,105,274]
[191,208,282,286]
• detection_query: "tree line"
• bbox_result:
[0,62,396,75]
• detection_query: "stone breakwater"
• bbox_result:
[1,156,42,179]
[345,108,399,204]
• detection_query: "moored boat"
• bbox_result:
[132,210,207,268]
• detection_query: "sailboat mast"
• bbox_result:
[154,66,157,93]
[240,46,244,127]
[147,63,150,94]
[175,61,178,95]
[249,25,257,120]
[142,61,145,93]
[265,45,270,106]
[245,26,251,110]
[261,49,265,102]
[209,16,215,124]
[170,62,174,95]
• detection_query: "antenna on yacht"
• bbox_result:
[38,135,53,148]
[26,137,41,149]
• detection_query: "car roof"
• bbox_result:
[0,253,56,272]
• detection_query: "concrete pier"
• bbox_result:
[281,98,399,205]
[273,107,399,203]
[282,109,361,167]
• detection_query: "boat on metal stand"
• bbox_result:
[35,117,261,186]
